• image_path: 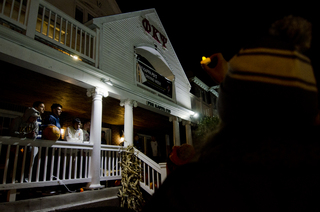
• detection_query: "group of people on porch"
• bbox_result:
[9,101,91,142]
[8,101,162,158]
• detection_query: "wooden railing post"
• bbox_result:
[25,0,40,38]
[94,28,100,68]
[159,163,167,184]
[7,189,16,202]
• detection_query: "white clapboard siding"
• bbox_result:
[96,9,192,109]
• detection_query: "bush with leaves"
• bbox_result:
[194,116,220,138]
[193,116,220,154]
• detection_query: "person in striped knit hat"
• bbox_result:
[198,15,320,210]
[143,16,320,212]
[217,15,318,132]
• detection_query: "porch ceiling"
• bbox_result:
[0,60,171,131]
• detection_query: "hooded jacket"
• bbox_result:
[10,107,39,139]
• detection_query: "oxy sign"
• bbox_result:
[142,18,168,48]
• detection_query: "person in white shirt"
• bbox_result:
[150,136,161,162]
[65,118,83,143]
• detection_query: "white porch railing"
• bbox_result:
[134,149,166,195]
[0,0,98,66]
[35,0,97,65]
[0,137,125,191]
[0,136,166,201]
[0,0,29,30]
[1,137,89,190]
[100,144,122,180]
[190,93,215,117]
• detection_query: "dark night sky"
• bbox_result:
[116,1,319,87]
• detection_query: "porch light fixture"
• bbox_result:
[60,128,66,140]
[119,130,125,145]
[70,55,79,60]
[101,78,113,86]
[190,111,198,118]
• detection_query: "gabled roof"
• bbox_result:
[91,8,191,89]
[190,76,220,97]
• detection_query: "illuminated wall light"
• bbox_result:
[118,130,125,146]
[118,136,125,146]
[106,80,113,86]
[60,128,66,140]
[190,111,198,118]
[101,78,113,86]
[71,55,79,60]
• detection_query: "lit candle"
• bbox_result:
[200,56,211,65]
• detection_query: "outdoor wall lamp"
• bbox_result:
[190,111,198,118]
[101,78,113,86]
[60,128,66,140]
[70,55,79,60]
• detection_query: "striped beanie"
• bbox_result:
[217,16,318,130]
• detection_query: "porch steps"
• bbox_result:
[0,186,134,212]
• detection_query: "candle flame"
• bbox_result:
[200,56,211,65]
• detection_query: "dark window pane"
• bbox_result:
[88,13,94,22]
[75,7,83,23]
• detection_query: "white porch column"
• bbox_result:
[120,99,137,147]
[183,121,193,146]
[170,116,180,146]
[86,87,108,189]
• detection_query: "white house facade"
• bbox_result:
[88,9,194,146]
[0,0,197,203]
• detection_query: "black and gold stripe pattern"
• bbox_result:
[228,48,317,92]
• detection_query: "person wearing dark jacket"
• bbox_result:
[10,107,40,139]
[143,15,320,212]
[43,103,62,129]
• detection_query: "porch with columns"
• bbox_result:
[86,87,108,189]
[70,87,193,191]
[169,116,193,147]
[120,99,137,147]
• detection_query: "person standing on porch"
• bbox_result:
[41,103,63,180]
[134,134,143,152]
[10,107,40,139]
[9,107,40,181]
[43,103,62,130]
[32,101,45,139]
[150,136,160,162]
[65,118,83,143]
[31,101,46,174]
[82,120,90,142]
[101,131,107,144]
